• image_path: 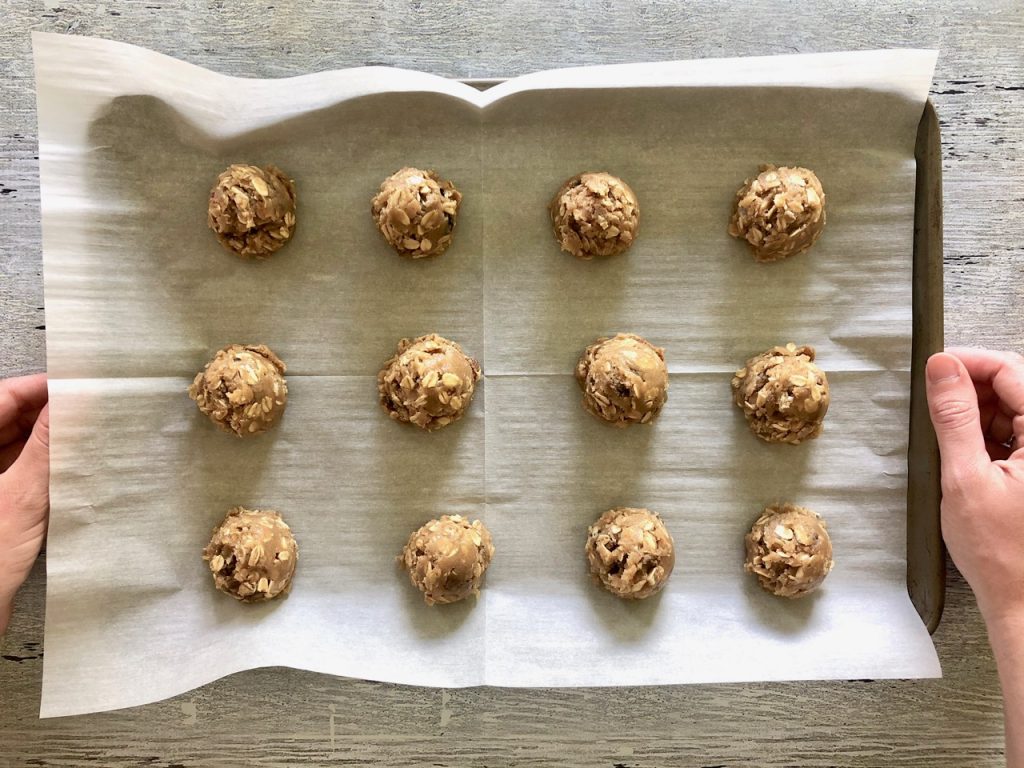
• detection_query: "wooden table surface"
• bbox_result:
[2,2,1022,765]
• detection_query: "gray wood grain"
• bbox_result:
[1,1,1022,765]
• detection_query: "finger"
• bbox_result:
[926,353,989,489]
[0,422,23,448]
[988,412,1014,447]
[975,382,997,422]
[979,400,998,434]
[1014,414,1024,458]
[19,407,42,431]
[0,408,42,449]
[0,374,48,420]
[1000,398,1018,419]
[0,440,25,472]
[1,404,50,525]
[0,375,47,451]
[986,439,1013,461]
[974,381,997,406]
[947,348,1024,416]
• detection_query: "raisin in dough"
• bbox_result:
[585,507,675,600]
[745,503,833,598]
[189,344,288,437]
[550,172,639,259]
[576,333,668,426]
[208,164,296,259]
[378,334,481,430]
[729,165,825,263]
[203,507,297,602]
[401,515,494,605]
[371,167,461,258]
[731,343,829,444]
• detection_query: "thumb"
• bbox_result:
[1,404,50,522]
[925,353,987,489]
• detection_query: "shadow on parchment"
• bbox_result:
[175,393,285,627]
[398,573,477,639]
[566,376,658,504]
[584,575,664,644]
[85,90,483,376]
[727,359,814,499]
[741,573,819,636]
[566,385,662,642]
[525,218,631,379]
[371,382,485,640]
[87,91,484,642]
[479,86,915,375]
[729,401,819,636]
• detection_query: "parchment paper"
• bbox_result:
[33,33,941,717]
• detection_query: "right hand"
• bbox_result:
[0,373,50,634]
[925,348,1024,627]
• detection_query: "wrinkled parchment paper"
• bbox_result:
[33,33,940,716]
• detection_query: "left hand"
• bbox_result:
[0,373,50,635]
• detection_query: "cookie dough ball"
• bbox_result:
[550,172,639,259]
[745,503,833,598]
[371,167,461,258]
[585,507,674,600]
[576,333,668,426]
[203,507,298,602]
[400,515,494,605]
[731,343,829,444]
[189,344,288,437]
[208,164,296,259]
[378,334,481,430]
[728,164,826,263]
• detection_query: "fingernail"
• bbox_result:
[927,354,960,384]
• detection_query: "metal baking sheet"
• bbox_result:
[908,99,945,633]
[35,36,942,715]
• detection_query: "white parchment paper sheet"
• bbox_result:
[33,33,940,716]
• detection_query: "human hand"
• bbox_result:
[0,374,49,635]
[925,349,1024,625]
[927,348,1024,767]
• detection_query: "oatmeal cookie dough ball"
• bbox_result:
[745,503,833,598]
[550,172,639,259]
[378,334,481,431]
[585,507,675,600]
[576,333,668,426]
[203,507,298,602]
[400,515,494,605]
[728,164,826,263]
[189,344,288,437]
[731,343,829,444]
[208,164,296,259]
[371,167,461,258]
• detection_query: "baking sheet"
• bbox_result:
[907,100,946,632]
[33,33,941,717]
